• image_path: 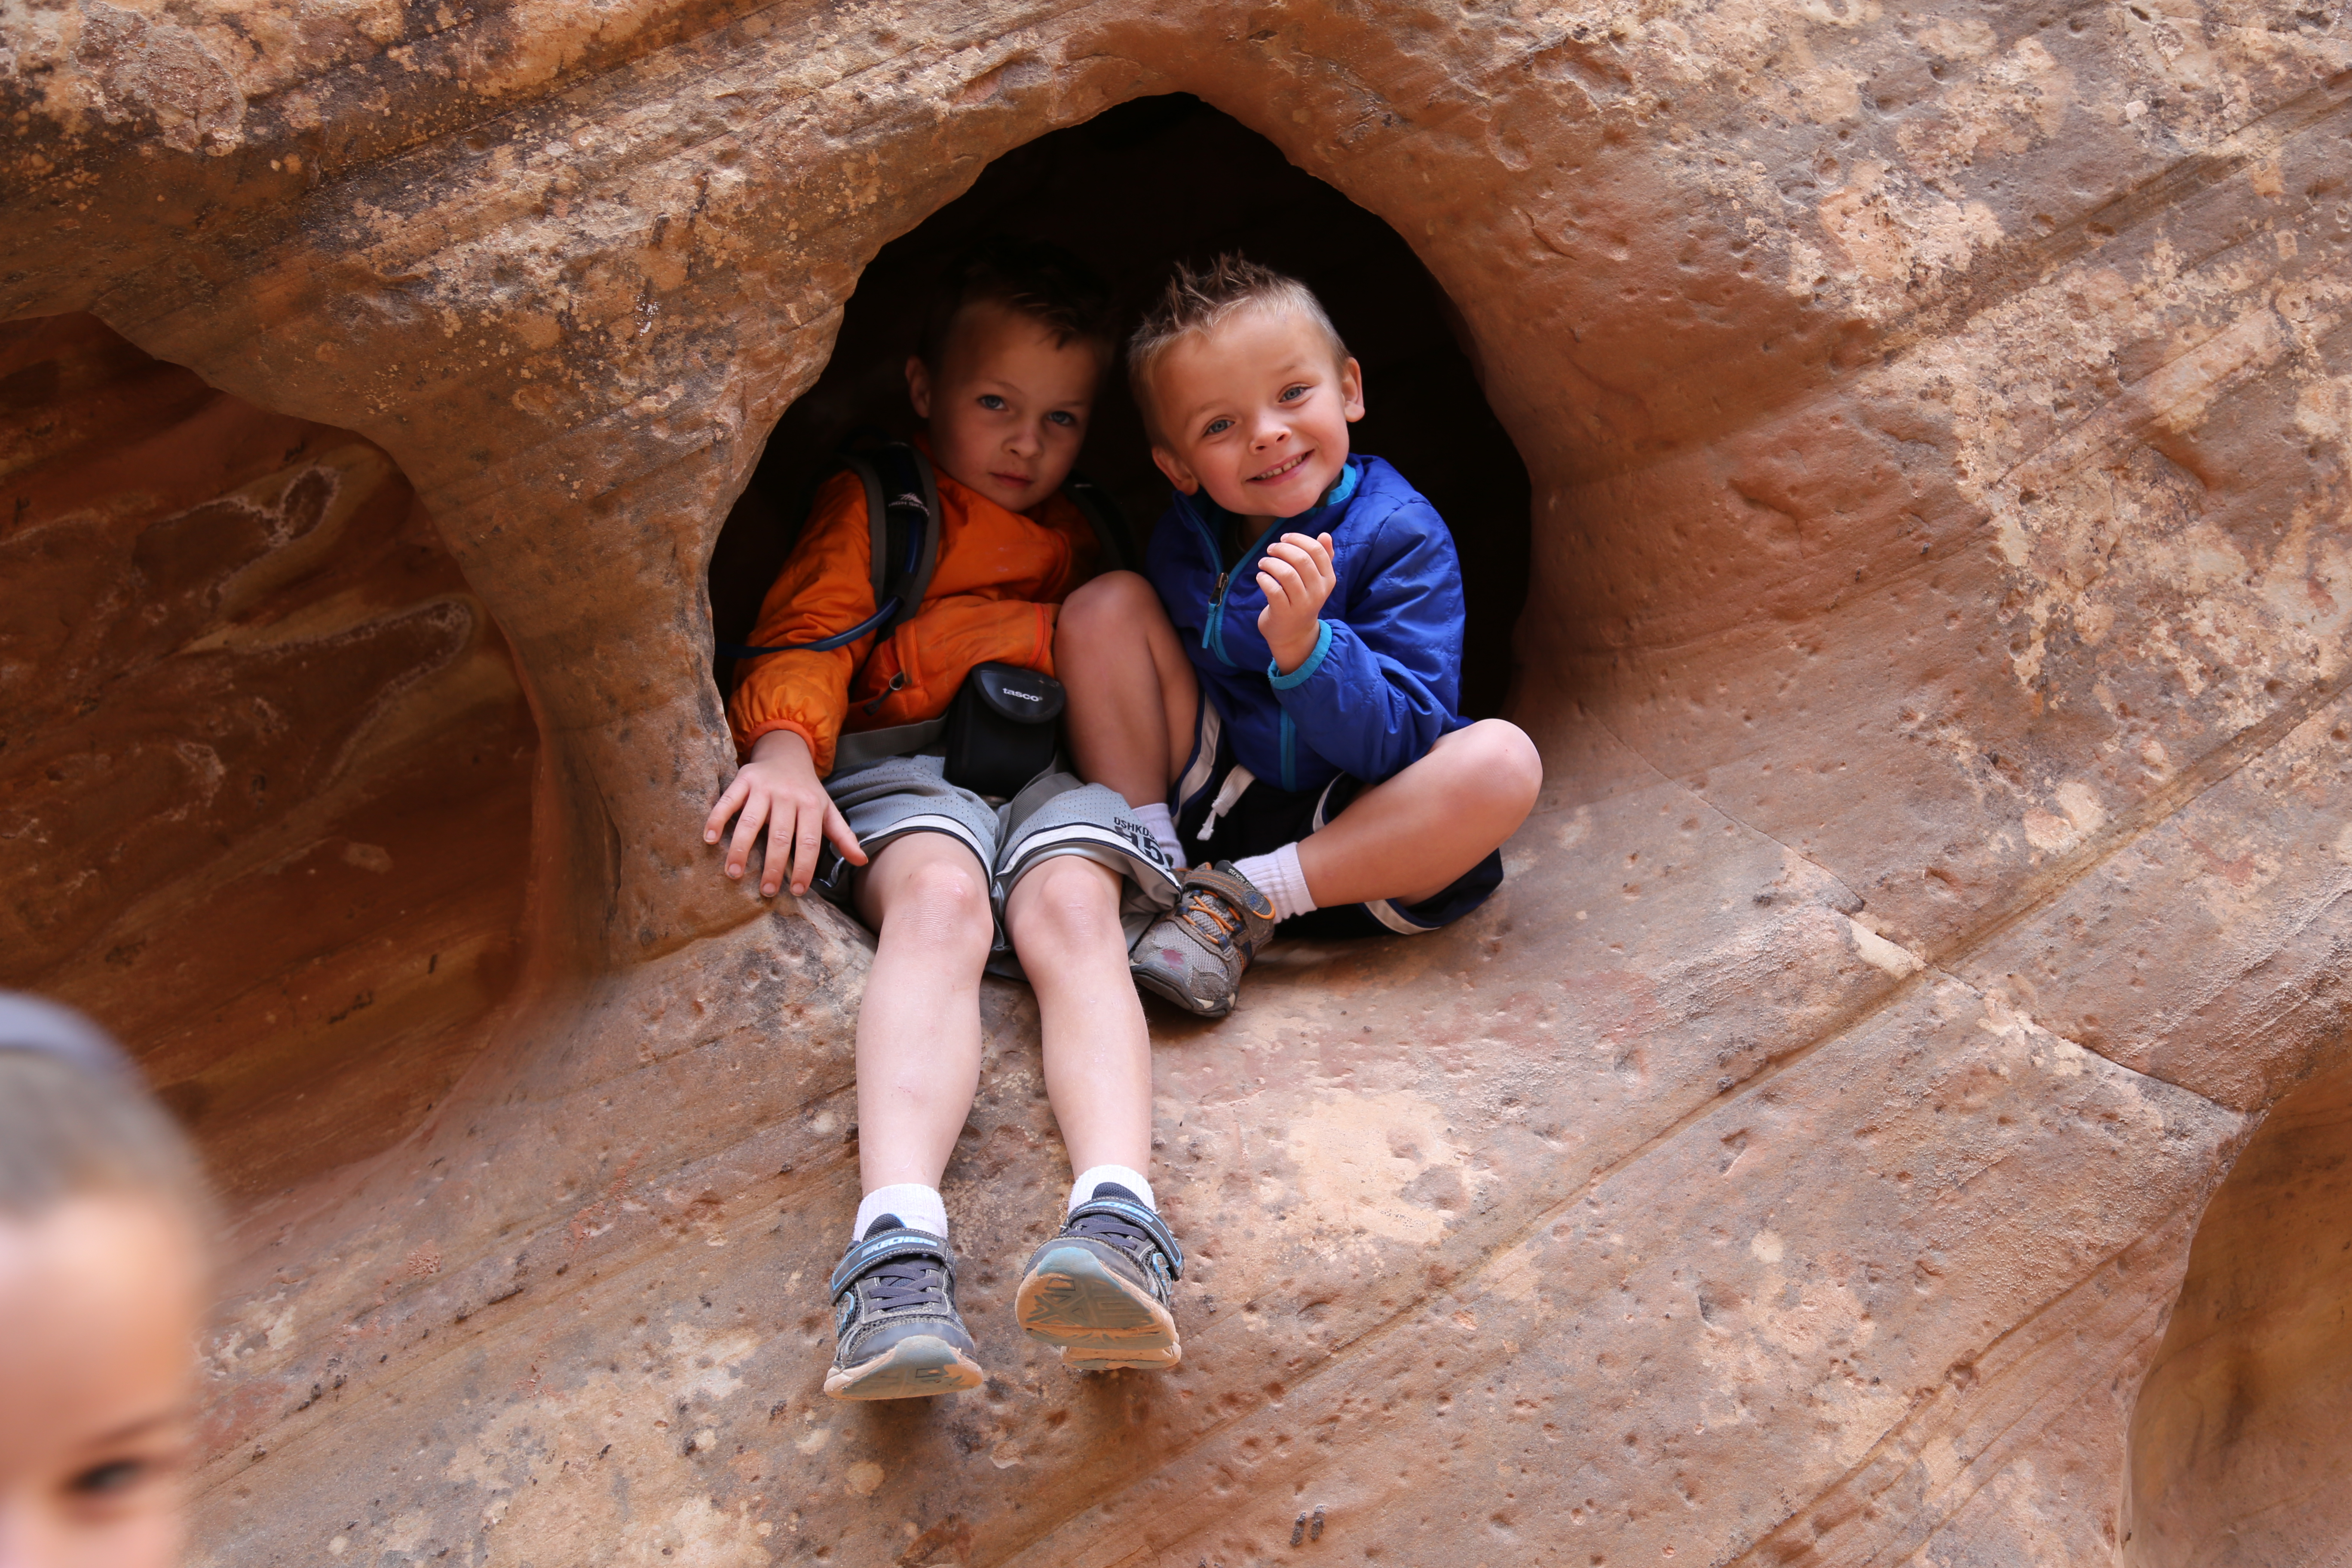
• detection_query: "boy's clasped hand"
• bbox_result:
[1254,531,1337,675]
[707,244,1541,1403]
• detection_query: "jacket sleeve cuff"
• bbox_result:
[1268,622,1334,690]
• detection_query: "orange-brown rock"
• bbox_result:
[2,3,2346,1566]
[2125,1050,2352,1566]
[0,315,535,1200]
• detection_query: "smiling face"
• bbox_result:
[906,298,1104,514]
[0,1195,203,1568]
[1144,305,1364,527]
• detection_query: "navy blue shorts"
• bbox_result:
[1170,699,1503,940]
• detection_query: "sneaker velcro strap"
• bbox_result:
[1067,1194,1184,1280]
[1182,863,1276,948]
[829,1230,954,1299]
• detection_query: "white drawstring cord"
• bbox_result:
[1195,766,1256,843]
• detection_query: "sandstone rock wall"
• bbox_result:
[0,314,537,1200]
[3,3,2347,1565]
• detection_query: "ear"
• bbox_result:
[1150,444,1202,496]
[904,355,933,420]
[1338,357,1366,423]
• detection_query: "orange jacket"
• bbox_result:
[726,459,1102,774]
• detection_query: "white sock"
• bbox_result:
[1131,801,1185,872]
[1068,1164,1156,1214]
[853,1183,947,1243]
[1233,842,1316,923]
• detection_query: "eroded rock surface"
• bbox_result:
[0,315,536,1200]
[3,2,2348,1565]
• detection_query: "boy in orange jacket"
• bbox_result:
[705,242,1185,1400]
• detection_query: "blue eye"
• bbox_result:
[1203,417,1233,438]
[1279,383,1308,403]
[1047,410,1077,427]
[977,394,1007,411]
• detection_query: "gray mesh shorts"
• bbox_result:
[820,754,1180,972]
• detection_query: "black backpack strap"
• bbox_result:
[837,450,892,625]
[715,439,942,661]
[859,441,941,638]
[1060,473,1133,572]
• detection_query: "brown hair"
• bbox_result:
[1126,254,1350,438]
[0,994,211,1234]
[916,237,1115,368]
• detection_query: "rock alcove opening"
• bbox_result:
[707,93,1534,722]
[2121,1049,2352,1567]
[0,314,538,1200]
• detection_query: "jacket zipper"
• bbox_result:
[1190,470,1349,789]
[861,668,907,715]
[1187,496,1241,667]
[1191,490,1329,671]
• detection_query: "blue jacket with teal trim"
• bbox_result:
[1143,454,1469,796]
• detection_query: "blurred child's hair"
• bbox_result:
[917,237,1115,368]
[0,994,211,1234]
[1126,254,1350,438]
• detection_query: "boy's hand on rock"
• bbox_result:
[704,729,867,898]
[1257,531,1336,675]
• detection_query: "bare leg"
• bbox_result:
[1004,855,1180,1372]
[1003,854,1155,1176]
[850,833,997,1192]
[1057,571,1199,807]
[1295,719,1544,908]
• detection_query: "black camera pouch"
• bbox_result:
[943,662,1066,799]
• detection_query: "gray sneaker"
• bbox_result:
[1130,861,1277,1019]
[1014,1184,1184,1371]
[822,1217,986,1400]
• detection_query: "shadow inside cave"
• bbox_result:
[2122,1050,2352,1568]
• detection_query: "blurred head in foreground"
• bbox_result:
[0,994,211,1568]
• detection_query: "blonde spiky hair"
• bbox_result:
[1126,254,1349,441]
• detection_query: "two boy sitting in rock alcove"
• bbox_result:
[704,241,1541,1400]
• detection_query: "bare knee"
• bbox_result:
[1056,571,1161,650]
[1442,720,1544,824]
[882,854,994,959]
[1007,855,1122,951]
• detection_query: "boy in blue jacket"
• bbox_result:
[1057,255,1543,1017]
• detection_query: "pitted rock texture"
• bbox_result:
[4,3,2349,1566]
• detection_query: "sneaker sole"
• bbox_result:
[1131,962,1236,1020]
[823,1335,986,1401]
[1016,1241,1182,1372]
